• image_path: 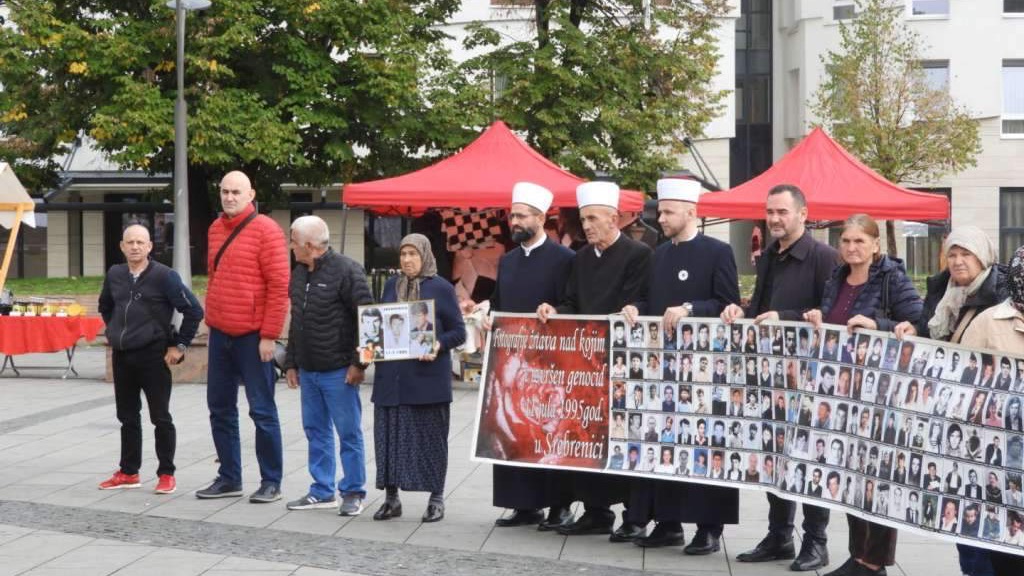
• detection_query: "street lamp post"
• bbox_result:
[167,0,211,290]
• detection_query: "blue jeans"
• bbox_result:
[299,367,366,499]
[207,329,283,486]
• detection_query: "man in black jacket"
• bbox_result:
[98,224,203,495]
[283,215,374,516]
[721,184,839,572]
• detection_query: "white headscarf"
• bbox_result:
[928,226,998,340]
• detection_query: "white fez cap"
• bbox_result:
[512,181,553,213]
[657,178,701,203]
[576,181,620,210]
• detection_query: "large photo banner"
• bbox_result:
[470,313,1024,556]
[475,314,610,469]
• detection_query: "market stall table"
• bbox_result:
[0,316,105,378]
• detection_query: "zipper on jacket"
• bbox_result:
[120,290,134,350]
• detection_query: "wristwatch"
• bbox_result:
[176,343,187,354]
[682,303,694,316]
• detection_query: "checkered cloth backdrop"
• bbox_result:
[441,209,505,251]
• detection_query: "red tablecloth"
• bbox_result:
[0,316,105,355]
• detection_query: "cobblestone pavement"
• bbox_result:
[0,347,963,576]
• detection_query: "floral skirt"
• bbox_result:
[374,403,450,494]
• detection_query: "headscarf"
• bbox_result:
[396,233,437,302]
[1009,245,1024,313]
[928,226,998,339]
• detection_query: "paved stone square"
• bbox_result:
[0,347,964,576]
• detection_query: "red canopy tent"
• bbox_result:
[343,121,645,214]
[697,127,949,221]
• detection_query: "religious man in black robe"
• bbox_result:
[490,183,576,531]
[537,181,652,538]
[618,178,740,554]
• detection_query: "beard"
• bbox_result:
[511,225,536,244]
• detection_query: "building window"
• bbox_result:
[910,0,949,16]
[906,189,951,276]
[1004,60,1024,136]
[1001,188,1024,260]
[921,60,949,92]
[1006,0,1024,14]
[834,1,856,20]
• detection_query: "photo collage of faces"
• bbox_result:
[606,318,1024,550]
[357,300,436,363]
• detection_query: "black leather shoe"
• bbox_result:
[609,521,647,542]
[557,512,614,536]
[422,503,445,523]
[736,534,796,562]
[823,558,886,576]
[634,522,684,547]
[537,507,574,532]
[372,501,402,521]
[790,539,829,571]
[495,509,544,527]
[684,530,721,555]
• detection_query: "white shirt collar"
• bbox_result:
[521,235,547,257]
[595,231,622,258]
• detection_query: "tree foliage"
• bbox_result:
[461,0,730,191]
[0,0,733,216]
[0,0,476,195]
[810,0,981,253]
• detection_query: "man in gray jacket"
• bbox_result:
[283,215,374,516]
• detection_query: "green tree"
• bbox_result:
[810,0,981,255]
[461,0,730,191]
[0,0,477,270]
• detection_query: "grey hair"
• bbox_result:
[290,215,330,248]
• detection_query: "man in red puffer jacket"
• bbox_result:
[195,170,290,504]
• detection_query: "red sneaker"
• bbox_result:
[98,471,141,490]
[155,474,176,494]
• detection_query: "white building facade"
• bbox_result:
[774,0,1024,272]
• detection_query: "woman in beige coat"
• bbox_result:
[957,244,1024,576]
[961,244,1024,352]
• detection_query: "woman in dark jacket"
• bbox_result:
[805,214,923,576]
[893,226,1008,576]
[371,234,466,523]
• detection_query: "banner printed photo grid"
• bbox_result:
[607,317,1024,553]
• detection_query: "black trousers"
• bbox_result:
[627,479,738,534]
[112,342,175,476]
[767,492,830,542]
[990,550,1024,576]
[492,465,573,510]
[847,515,897,566]
[561,470,628,521]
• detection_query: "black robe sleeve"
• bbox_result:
[691,240,740,317]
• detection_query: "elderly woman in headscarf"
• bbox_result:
[894,226,1007,343]
[371,234,466,523]
[894,228,1009,576]
[961,245,1024,352]
[959,245,1024,576]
